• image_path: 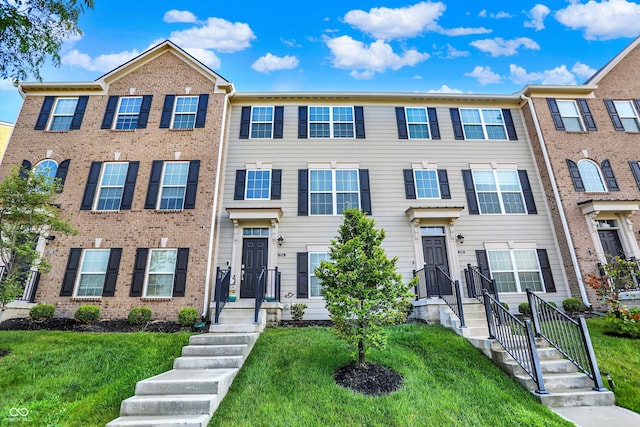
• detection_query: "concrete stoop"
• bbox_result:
[440,302,615,409]
[108,308,263,427]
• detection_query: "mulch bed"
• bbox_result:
[0,317,188,333]
[0,349,10,358]
[334,362,403,396]
[278,320,333,328]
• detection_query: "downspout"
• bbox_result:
[521,94,591,307]
[203,84,236,318]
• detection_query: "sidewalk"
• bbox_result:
[552,406,640,426]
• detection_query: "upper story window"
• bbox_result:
[460,108,507,140]
[472,170,525,214]
[251,107,274,138]
[35,96,88,131]
[145,160,200,211]
[159,94,208,130]
[115,97,143,130]
[556,100,584,131]
[395,106,441,140]
[49,98,79,131]
[605,99,640,132]
[310,169,359,215]
[487,249,544,293]
[566,158,618,193]
[245,170,272,200]
[309,107,354,138]
[173,96,198,129]
[96,162,129,211]
[405,108,430,139]
[33,160,58,186]
[414,169,440,199]
[547,98,597,132]
[578,160,607,192]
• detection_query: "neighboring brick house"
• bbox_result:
[521,37,640,308]
[0,41,233,320]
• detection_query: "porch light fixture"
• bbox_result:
[456,234,464,244]
[277,235,284,246]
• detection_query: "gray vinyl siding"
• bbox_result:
[217,98,569,319]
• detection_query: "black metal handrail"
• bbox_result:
[436,266,465,328]
[412,266,429,299]
[465,264,499,303]
[483,290,547,394]
[254,267,267,323]
[527,289,607,391]
[213,267,231,324]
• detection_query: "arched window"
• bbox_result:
[33,159,58,186]
[578,159,606,192]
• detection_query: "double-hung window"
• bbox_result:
[144,249,177,297]
[405,108,430,139]
[159,162,189,210]
[115,97,142,130]
[556,100,584,131]
[75,249,110,297]
[250,107,274,138]
[95,162,129,210]
[49,98,79,131]
[472,170,525,214]
[309,252,330,297]
[172,96,199,129]
[414,169,440,198]
[245,169,271,199]
[613,100,640,132]
[309,107,354,138]
[309,169,359,215]
[460,108,507,140]
[487,249,544,293]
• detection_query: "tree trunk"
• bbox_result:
[358,339,365,364]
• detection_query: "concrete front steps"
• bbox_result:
[440,299,615,408]
[108,305,263,427]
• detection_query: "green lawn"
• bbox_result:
[0,330,191,426]
[588,317,640,412]
[209,324,571,427]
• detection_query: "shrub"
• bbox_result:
[291,303,307,321]
[518,302,531,316]
[563,298,584,314]
[74,305,100,323]
[29,304,55,321]
[128,306,152,325]
[605,307,640,338]
[500,302,509,311]
[178,308,199,327]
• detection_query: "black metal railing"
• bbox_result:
[213,267,231,324]
[483,290,547,394]
[412,266,429,299]
[254,267,267,323]
[465,264,499,303]
[436,266,465,328]
[527,289,607,391]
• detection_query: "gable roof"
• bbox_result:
[586,36,640,85]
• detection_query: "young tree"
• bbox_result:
[0,0,94,83]
[0,166,76,309]
[315,208,415,364]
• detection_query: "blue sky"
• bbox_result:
[2,0,640,122]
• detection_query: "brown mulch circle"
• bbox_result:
[334,362,403,396]
[278,320,333,328]
[0,317,188,333]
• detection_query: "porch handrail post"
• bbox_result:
[454,279,465,328]
[466,263,475,297]
[436,268,442,298]
[526,288,542,337]
[423,264,429,298]
[274,266,280,302]
[482,290,496,339]
[214,267,222,324]
[577,316,607,391]
[525,318,548,395]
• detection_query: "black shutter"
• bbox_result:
[577,98,597,131]
[239,106,251,139]
[403,169,416,199]
[462,170,479,215]
[184,160,200,209]
[271,169,282,200]
[80,161,102,210]
[601,159,620,191]
[298,169,308,216]
[130,248,148,297]
[35,96,54,130]
[70,96,88,130]
[518,170,537,214]
[19,160,32,179]
[173,248,189,297]
[120,161,139,210]
[297,252,308,298]
[604,99,624,131]
[537,249,556,293]
[298,106,308,139]
[101,96,119,129]
[475,250,490,279]
[428,107,440,140]
[438,169,451,199]
[502,108,518,140]
[395,107,408,139]
[159,95,175,128]
[195,94,208,128]
[629,161,640,190]
[566,159,585,192]
[274,106,284,139]
[137,95,153,129]
[547,98,565,131]
[60,248,82,296]
[354,106,365,139]
[55,159,70,191]
[234,169,246,200]
[102,248,122,297]
[145,160,164,209]
[450,108,464,140]
[359,169,372,215]
[634,100,640,120]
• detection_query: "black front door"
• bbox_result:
[422,236,452,295]
[240,238,268,298]
[598,229,625,260]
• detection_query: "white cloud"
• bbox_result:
[555,0,640,40]
[445,44,470,58]
[169,17,255,53]
[343,1,445,40]
[182,48,221,69]
[252,53,299,73]
[464,66,503,85]
[325,35,429,77]
[163,9,197,24]
[493,11,513,19]
[509,64,577,85]
[0,79,17,91]
[470,37,540,57]
[524,4,550,31]
[62,49,141,72]
[440,26,493,36]
[479,9,487,18]
[427,84,464,93]
[572,62,597,80]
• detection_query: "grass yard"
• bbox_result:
[0,330,191,426]
[588,317,640,413]
[209,324,571,427]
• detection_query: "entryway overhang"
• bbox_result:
[577,199,640,216]
[226,207,283,222]
[405,206,465,222]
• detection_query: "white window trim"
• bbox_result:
[73,249,109,298]
[309,252,330,298]
[170,96,198,129]
[472,169,526,215]
[577,159,607,193]
[142,248,177,298]
[309,168,360,216]
[460,108,507,140]
[47,97,78,131]
[557,100,585,131]
[114,96,142,130]
[405,107,430,139]
[308,106,355,139]
[94,162,128,211]
[487,248,545,294]
[33,159,58,184]
[158,161,189,211]
[245,169,272,200]
[250,106,275,139]
[413,168,440,199]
